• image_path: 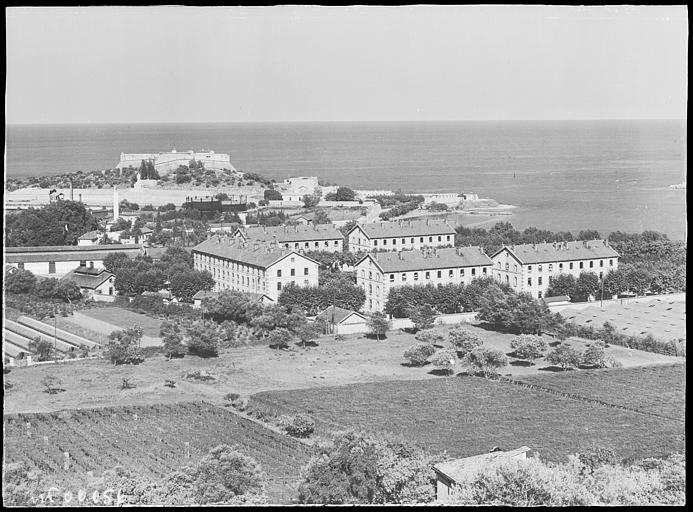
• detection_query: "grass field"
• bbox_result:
[3,402,312,504]
[76,307,163,338]
[514,363,686,421]
[249,371,685,463]
[559,299,686,342]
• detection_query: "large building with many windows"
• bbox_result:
[490,240,620,299]
[347,219,456,253]
[355,246,493,312]
[191,235,319,301]
[232,224,344,253]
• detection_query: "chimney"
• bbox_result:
[79,193,82,203]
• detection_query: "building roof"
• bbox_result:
[236,224,343,242]
[61,267,114,289]
[492,240,620,264]
[316,306,367,324]
[434,446,531,483]
[192,235,319,269]
[350,219,456,239]
[543,295,571,304]
[5,244,142,263]
[361,246,492,273]
[78,230,102,240]
[192,289,274,303]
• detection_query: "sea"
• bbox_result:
[4,120,687,240]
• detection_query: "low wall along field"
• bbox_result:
[2,402,313,504]
[249,365,685,463]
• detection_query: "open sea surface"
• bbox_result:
[5,120,687,240]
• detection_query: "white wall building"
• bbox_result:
[116,149,234,175]
[233,224,344,253]
[192,235,319,302]
[347,219,456,253]
[355,246,493,313]
[5,245,143,277]
[490,240,620,299]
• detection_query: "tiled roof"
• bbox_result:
[353,219,456,239]
[493,240,620,264]
[315,306,366,324]
[5,244,142,263]
[192,235,318,269]
[434,446,531,483]
[61,268,114,289]
[237,224,343,242]
[364,246,492,273]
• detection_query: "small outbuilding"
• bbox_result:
[61,266,116,302]
[433,446,531,503]
[315,306,369,335]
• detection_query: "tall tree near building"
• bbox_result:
[366,312,391,340]
[5,200,99,247]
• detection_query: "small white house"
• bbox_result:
[315,306,369,335]
[61,266,116,302]
[433,446,531,503]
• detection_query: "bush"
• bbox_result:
[462,347,508,377]
[407,304,437,331]
[414,329,446,346]
[403,343,436,366]
[510,334,548,364]
[448,326,483,356]
[4,269,37,294]
[266,328,294,349]
[105,327,145,365]
[545,344,582,370]
[581,341,607,368]
[279,414,315,438]
[185,323,220,358]
[430,348,457,375]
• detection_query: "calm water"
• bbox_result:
[5,121,687,239]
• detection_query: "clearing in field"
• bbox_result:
[249,370,685,463]
[560,298,686,341]
[76,307,163,338]
[2,402,312,504]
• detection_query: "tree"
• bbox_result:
[545,344,581,370]
[205,290,261,324]
[448,326,483,356]
[573,272,600,302]
[169,270,215,302]
[185,323,220,357]
[105,326,145,365]
[263,189,283,201]
[302,194,320,208]
[5,200,99,247]
[52,280,83,302]
[295,322,321,347]
[581,341,607,368]
[367,312,391,340]
[4,269,37,294]
[403,343,436,366]
[250,305,306,337]
[28,337,55,362]
[182,444,266,504]
[160,320,185,359]
[407,304,437,332]
[462,347,508,377]
[41,375,63,394]
[312,209,331,225]
[430,348,457,375]
[298,431,435,505]
[335,186,356,202]
[602,268,629,297]
[546,274,577,298]
[103,252,133,273]
[266,328,295,349]
[510,334,548,365]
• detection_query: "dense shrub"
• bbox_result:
[279,414,315,438]
[4,270,37,294]
[278,282,365,316]
[510,334,548,364]
[461,347,508,377]
[105,327,145,365]
[581,341,607,368]
[448,326,483,356]
[414,329,446,346]
[430,349,457,375]
[403,343,436,366]
[545,344,582,370]
[185,323,220,358]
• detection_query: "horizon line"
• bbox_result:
[6,118,687,127]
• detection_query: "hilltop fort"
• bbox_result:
[116,149,235,175]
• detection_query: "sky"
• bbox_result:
[5,5,688,124]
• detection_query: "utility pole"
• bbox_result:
[600,276,605,311]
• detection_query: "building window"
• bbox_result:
[369,299,373,309]
[390,274,395,282]
[402,238,406,244]
[374,240,378,246]
[559,263,563,270]
[497,261,501,269]
[460,268,465,276]
[335,240,339,246]
[514,264,517,272]
[277,269,282,277]
[514,277,517,286]
[437,270,442,278]
[449,269,454,278]
[438,236,442,242]
[528,277,532,286]
[285,243,290,249]
[369,271,372,279]
[425,271,430,280]
[579,262,583,269]
[304,242,309,248]
[589,261,594,268]
[295,243,299,249]
[79,260,87,267]
[538,265,543,272]
[369,284,372,293]
[401,273,407,281]
[599,272,603,279]
[49,261,56,274]
[528,265,532,272]
[506,275,509,283]
[482,267,487,274]
[290,268,295,276]
[609,259,613,266]
[429,237,433,242]
[538,291,543,298]
[548,264,553,272]
[446,235,451,241]
[420,237,424,243]
[472,268,476,276]
[538,277,543,285]
[304,267,309,275]
[600,260,604,267]
[324,241,329,247]
[383,239,387,245]
[505,263,509,271]
[393,239,396,245]
[569,262,573,270]
[413,272,419,281]
[277,282,282,291]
